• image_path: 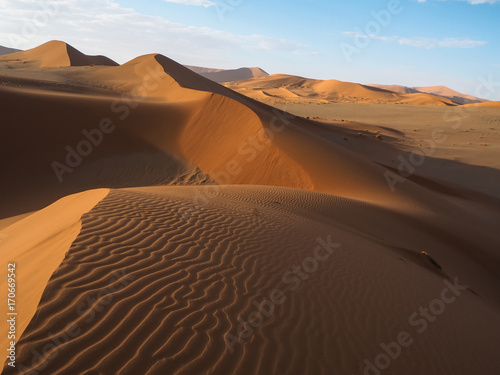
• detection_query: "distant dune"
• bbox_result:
[225,74,458,106]
[1,41,500,375]
[367,84,420,94]
[0,40,118,67]
[186,65,269,83]
[368,84,487,105]
[0,45,21,55]
[463,101,500,108]
[415,86,488,105]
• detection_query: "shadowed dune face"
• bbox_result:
[0,81,213,217]
[4,186,500,375]
[186,65,269,83]
[0,45,21,55]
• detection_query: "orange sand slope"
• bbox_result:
[464,101,500,108]
[0,41,118,67]
[225,74,458,106]
[1,41,500,375]
[414,86,487,104]
[0,189,109,364]
[3,186,500,375]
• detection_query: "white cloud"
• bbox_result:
[397,37,487,48]
[0,0,312,66]
[342,32,487,49]
[162,0,215,7]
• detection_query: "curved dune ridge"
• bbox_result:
[0,189,109,361]
[225,74,458,106]
[4,186,500,375]
[0,41,118,67]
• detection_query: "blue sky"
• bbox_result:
[1,0,499,99]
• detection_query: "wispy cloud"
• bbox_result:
[397,37,486,48]
[342,32,487,49]
[162,0,215,7]
[0,0,313,66]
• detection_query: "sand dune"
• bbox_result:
[368,84,487,105]
[366,84,420,95]
[415,86,487,105]
[226,74,458,106]
[0,41,118,68]
[3,186,500,375]
[0,189,108,362]
[1,41,500,375]
[186,66,268,83]
[1,50,456,217]
[464,101,500,108]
